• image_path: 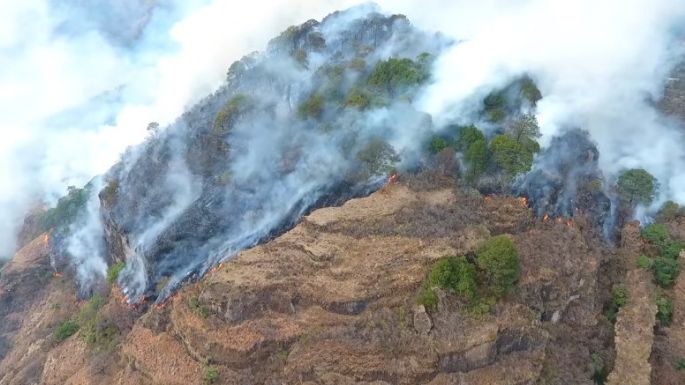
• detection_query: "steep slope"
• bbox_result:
[0,175,628,385]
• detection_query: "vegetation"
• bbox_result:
[606,285,627,323]
[457,126,488,181]
[656,295,673,326]
[368,56,429,94]
[641,224,683,288]
[427,257,478,301]
[617,168,658,206]
[656,201,684,223]
[590,352,609,385]
[637,255,654,269]
[483,91,507,122]
[356,138,400,178]
[490,135,536,177]
[676,357,685,370]
[519,76,542,105]
[214,94,250,133]
[476,235,520,298]
[77,294,118,348]
[203,365,220,385]
[36,185,91,233]
[653,257,679,287]
[345,87,371,110]
[189,296,210,318]
[107,261,125,284]
[297,93,326,119]
[428,136,449,154]
[53,320,79,342]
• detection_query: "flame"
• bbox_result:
[556,217,563,224]
[567,218,574,227]
[387,174,398,185]
[484,196,493,203]
[52,272,63,278]
[543,214,550,223]
[518,197,528,207]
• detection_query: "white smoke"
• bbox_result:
[3,0,685,267]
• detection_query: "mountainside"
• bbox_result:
[3,5,685,385]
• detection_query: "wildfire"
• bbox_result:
[556,217,563,224]
[518,197,528,207]
[52,272,63,278]
[484,196,493,203]
[387,173,398,185]
[567,218,574,227]
[543,214,550,223]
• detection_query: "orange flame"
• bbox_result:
[52,272,63,278]
[543,214,550,223]
[518,197,528,207]
[484,196,493,203]
[556,217,563,224]
[387,174,398,185]
[567,218,574,227]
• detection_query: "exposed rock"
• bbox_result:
[413,305,432,335]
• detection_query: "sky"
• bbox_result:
[1,0,685,259]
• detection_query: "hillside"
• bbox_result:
[2,5,685,385]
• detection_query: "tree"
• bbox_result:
[490,135,535,176]
[476,235,520,297]
[464,139,488,181]
[356,138,400,178]
[510,113,540,145]
[617,168,657,205]
[368,57,429,94]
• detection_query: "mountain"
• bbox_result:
[2,5,685,385]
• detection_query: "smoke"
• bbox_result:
[4,0,685,301]
[0,0,372,260]
[403,0,685,210]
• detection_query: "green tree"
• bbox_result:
[53,320,79,342]
[456,125,485,152]
[653,256,679,287]
[214,94,250,133]
[464,139,488,181]
[368,57,429,94]
[617,168,657,206]
[476,235,520,297]
[656,295,673,326]
[490,135,535,176]
[107,261,125,284]
[297,93,325,120]
[511,113,541,145]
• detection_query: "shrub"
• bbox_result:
[606,285,627,323]
[53,320,79,342]
[617,168,657,206]
[653,256,679,287]
[642,223,671,249]
[637,255,654,269]
[611,285,628,307]
[656,295,673,326]
[676,357,685,370]
[189,296,210,318]
[656,201,683,223]
[456,125,486,151]
[203,365,220,385]
[476,235,520,298]
[297,93,325,119]
[427,257,478,302]
[416,284,438,310]
[76,294,117,348]
[107,261,125,284]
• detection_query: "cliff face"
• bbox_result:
[3,174,662,385]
